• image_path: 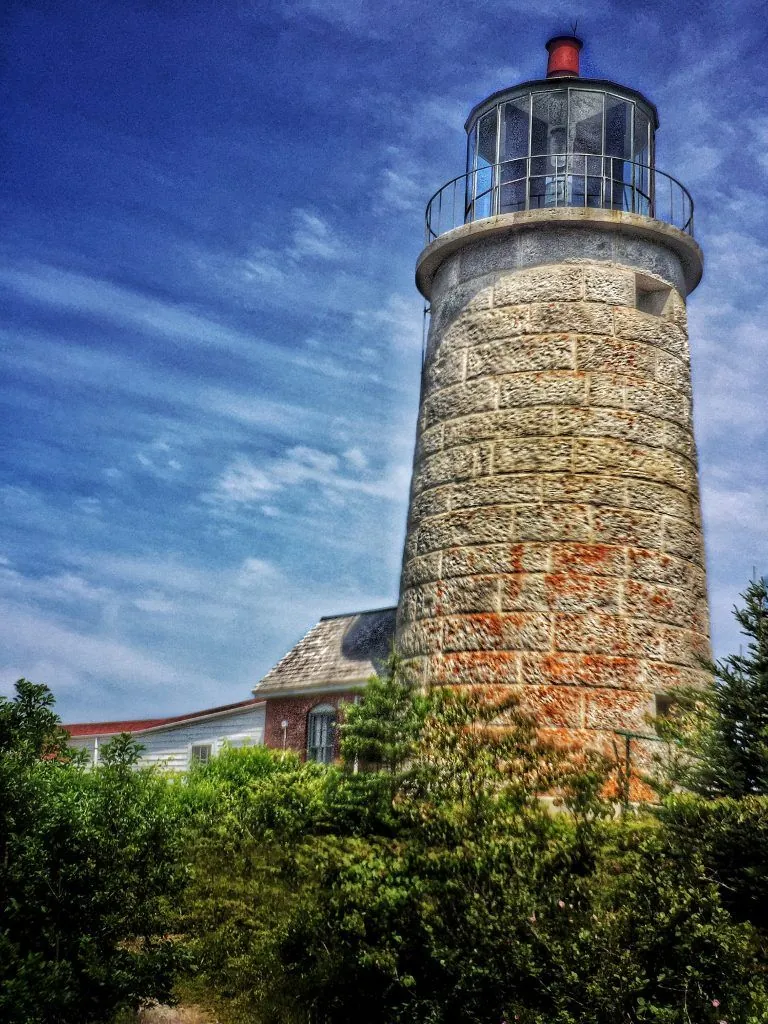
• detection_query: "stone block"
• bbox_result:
[415,515,453,555]
[423,379,497,429]
[396,618,443,658]
[623,578,692,627]
[443,612,552,653]
[519,685,584,729]
[551,542,626,578]
[400,552,442,589]
[622,479,691,521]
[573,438,695,490]
[585,373,627,409]
[443,409,553,449]
[555,407,664,448]
[660,625,711,668]
[543,572,621,613]
[543,472,625,507]
[495,437,572,474]
[429,278,493,337]
[583,266,636,305]
[432,651,521,686]
[399,583,441,622]
[623,378,690,425]
[530,301,614,335]
[466,336,575,379]
[450,506,515,546]
[500,573,550,612]
[576,337,655,377]
[521,652,645,690]
[515,503,591,542]
[499,370,587,408]
[494,265,584,306]
[554,612,666,660]
[436,575,500,616]
[644,661,711,694]
[458,231,521,279]
[423,346,466,396]
[409,485,451,522]
[592,507,664,548]
[625,547,691,589]
[416,423,443,457]
[443,306,531,349]
[655,350,692,395]
[663,517,706,564]
[665,289,688,331]
[614,306,688,357]
[663,420,696,460]
[450,476,542,511]
[418,445,478,489]
[403,530,419,561]
[443,542,550,578]
[583,689,650,731]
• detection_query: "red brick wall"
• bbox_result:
[264,693,358,759]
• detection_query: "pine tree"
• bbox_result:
[339,654,427,772]
[661,577,768,797]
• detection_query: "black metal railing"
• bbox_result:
[425,154,694,242]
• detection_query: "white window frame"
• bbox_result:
[189,742,214,766]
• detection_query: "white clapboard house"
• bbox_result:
[66,696,266,770]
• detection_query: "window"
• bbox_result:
[190,743,213,765]
[655,694,675,720]
[307,704,336,764]
[636,274,671,316]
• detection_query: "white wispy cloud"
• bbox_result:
[288,209,346,261]
[206,444,409,510]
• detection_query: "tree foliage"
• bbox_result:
[0,680,188,1024]
[658,577,768,797]
[181,669,768,1024]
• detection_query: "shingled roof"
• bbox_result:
[253,607,397,698]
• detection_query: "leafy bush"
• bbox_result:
[181,672,768,1024]
[0,680,188,1024]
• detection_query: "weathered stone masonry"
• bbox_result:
[397,212,710,752]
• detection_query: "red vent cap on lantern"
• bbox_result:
[545,35,583,78]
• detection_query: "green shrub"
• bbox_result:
[0,681,188,1024]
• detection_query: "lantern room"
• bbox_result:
[464,37,659,222]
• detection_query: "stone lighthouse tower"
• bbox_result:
[396,36,710,749]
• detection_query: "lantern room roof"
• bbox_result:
[465,78,660,134]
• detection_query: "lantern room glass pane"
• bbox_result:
[605,95,633,210]
[500,96,529,213]
[530,90,567,209]
[633,107,650,162]
[474,110,497,219]
[568,90,603,155]
[531,90,567,157]
[633,107,651,216]
[502,96,529,161]
[605,96,632,158]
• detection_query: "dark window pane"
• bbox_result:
[307,709,336,764]
[502,97,529,161]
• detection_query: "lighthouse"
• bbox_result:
[396,37,710,750]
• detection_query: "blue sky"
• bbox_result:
[2,0,767,721]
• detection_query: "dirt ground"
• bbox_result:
[137,1004,218,1024]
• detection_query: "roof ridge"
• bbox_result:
[319,604,397,621]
